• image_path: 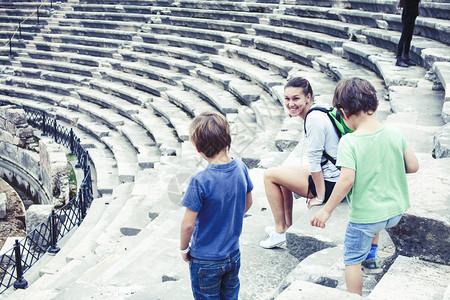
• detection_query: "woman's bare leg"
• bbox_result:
[264,166,310,233]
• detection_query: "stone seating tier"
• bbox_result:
[63,1,450,43]
[1,0,449,298]
[0,95,120,195]
[7,41,284,157]
[0,8,51,18]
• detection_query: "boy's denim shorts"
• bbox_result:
[189,249,241,300]
[343,214,402,266]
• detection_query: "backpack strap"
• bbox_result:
[304,106,338,166]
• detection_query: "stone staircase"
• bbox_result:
[0,0,449,299]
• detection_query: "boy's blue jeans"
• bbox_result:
[189,249,241,300]
[343,214,402,265]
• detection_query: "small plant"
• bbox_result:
[68,166,77,200]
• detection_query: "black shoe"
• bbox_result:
[403,59,416,66]
[396,59,409,67]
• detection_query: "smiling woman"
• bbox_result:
[259,76,342,249]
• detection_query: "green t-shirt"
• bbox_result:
[337,125,410,224]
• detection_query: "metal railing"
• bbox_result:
[0,104,94,294]
[1,0,54,58]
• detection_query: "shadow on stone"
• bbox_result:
[286,233,336,262]
[315,277,338,288]
[162,275,178,282]
[386,214,450,265]
[148,212,158,221]
[120,227,141,236]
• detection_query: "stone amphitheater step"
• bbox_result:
[14,54,98,77]
[8,208,189,300]
[0,30,35,41]
[46,25,138,42]
[176,0,278,13]
[267,14,366,39]
[361,27,450,68]
[368,255,450,299]
[0,15,50,25]
[420,1,450,20]
[0,8,52,18]
[0,72,163,160]
[22,47,106,68]
[0,22,41,34]
[157,6,263,24]
[117,48,287,166]
[145,97,191,141]
[143,23,240,44]
[433,62,450,123]
[275,280,360,300]
[63,9,151,23]
[156,15,252,34]
[0,93,120,195]
[56,17,141,32]
[272,231,397,297]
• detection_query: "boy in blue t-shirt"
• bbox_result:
[310,78,419,295]
[180,111,253,299]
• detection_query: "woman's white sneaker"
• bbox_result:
[259,231,286,248]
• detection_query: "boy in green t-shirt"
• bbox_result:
[310,77,419,295]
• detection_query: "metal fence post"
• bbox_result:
[9,37,13,58]
[81,185,87,220]
[83,151,89,175]
[77,188,83,226]
[13,240,28,289]
[41,112,47,136]
[51,0,53,9]
[69,129,75,155]
[37,6,40,25]
[53,118,57,142]
[48,210,60,254]
[18,22,22,40]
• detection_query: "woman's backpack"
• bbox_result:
[304,107,353,166]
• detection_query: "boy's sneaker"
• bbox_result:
[362,258,383,275]
[259,231,286,249]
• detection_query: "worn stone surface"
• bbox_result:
[432,123,450,158]
[0,193,6,219]
[369,256,450,299]
[385,153,450,265]
[0,105,34,149]
[39,139,70,207]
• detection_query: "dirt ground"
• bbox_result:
[0,179,27,252]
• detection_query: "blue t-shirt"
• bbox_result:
[182,159,253,260]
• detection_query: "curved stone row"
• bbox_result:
[1,0,449,299]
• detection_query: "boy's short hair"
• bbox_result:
[189,111,231,158]
[333,77,378,117]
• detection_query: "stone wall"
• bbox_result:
[0,105,34,149]
[0,141,45,203]
[39,139,70,207]
[0,105,69,207]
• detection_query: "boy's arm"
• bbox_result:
[245,192,253,213]
[310,167,355,228]
[404,146,419,173]
[180,208,198,262]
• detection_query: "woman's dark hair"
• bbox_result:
[332,77,378,117]
[285,77,313,98]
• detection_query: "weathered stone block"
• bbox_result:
[25,204,53,235]
[432,123,450,158]
[39,139,70,206]
[0,193,6,219]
